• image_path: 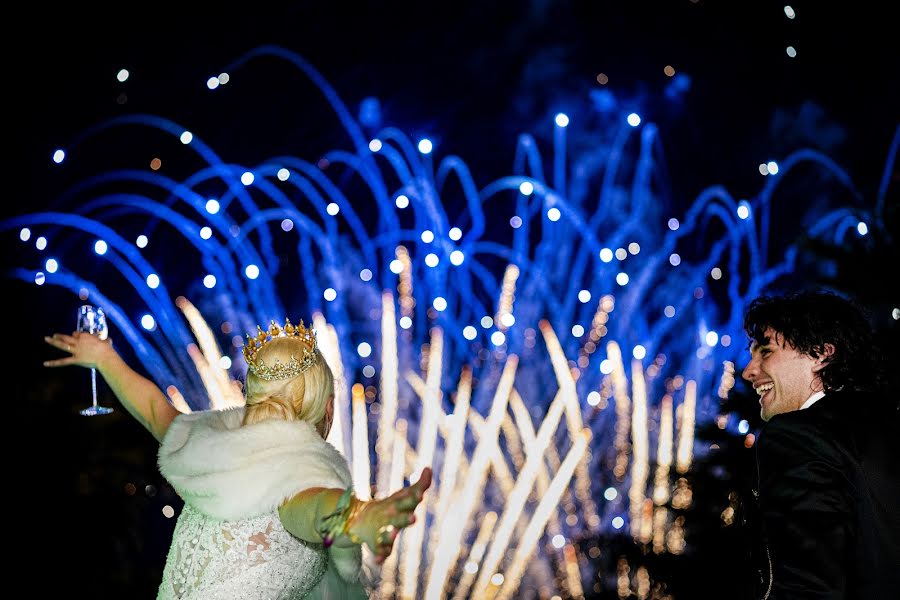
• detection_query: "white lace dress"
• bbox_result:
[158,505,328,599]
[156,408,369,600]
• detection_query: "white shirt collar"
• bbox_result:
[800,390,826,410]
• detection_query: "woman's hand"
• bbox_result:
[349,467,433,564]
[44,331,116,370]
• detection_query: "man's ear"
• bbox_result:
[812,343,836,373]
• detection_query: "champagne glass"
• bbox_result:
[77,304,114,416]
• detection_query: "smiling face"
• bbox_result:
[742,328,825,421]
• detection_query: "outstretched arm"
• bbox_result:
[279,467,433,565]
[44,331,180,442]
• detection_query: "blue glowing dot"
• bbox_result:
[359,269,373,282]
[206,199,220,214]
[399,316,412,329]
[616,272,629,286]
[116,68,129,82]
[547,207,561,221]
[626,113,641,127]
[633,345,646,359]
[600,359,613,374]
[180,131,193,144]
[277,168,290,181]
[449,250,464,265]
[738,419,750,434]
[206,76,220,89]
[510,216,523,228]
[203,274,216,288]
[94,240,108,255]
[323,288,337,301]
[357,342,372,358]
[45,258,59,273]
[612,516,625,529]
[433,297,447,311]
[395,195,410,208]
[425,253,439,267]
[146,273,160,289]
[35,236,48,250]
[705,331,719,347]
[217,72,230,85]
[281,219,294,232]
[52,149,66,164]
[463,326,477,340]
[417,139,433,154]
[359,96,381,128]
[35,271,46,285]
[200,227,212,240]
[240,172,254,185]
[368,139,382,152]
[141,314,156,331]
[737,201,751,220]
[519,181,534,195]
[599,248,613,262]
[604,487,618,501]
[245,264,260,279]
[19,228,31,242]
[766,161,779,175]
[490,331,506,346]
[449,227,462,241]
[668,218,680,231]
[669,253,681,266]
[136,234,148,248]
[554,113,569,127]
[326,202,340,216]
[857,221,868,236]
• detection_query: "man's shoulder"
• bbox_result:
[757,408,840,464]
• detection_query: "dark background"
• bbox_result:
[7,1,898,598]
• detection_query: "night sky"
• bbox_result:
[11,0,898,218]
[7,1,898,598]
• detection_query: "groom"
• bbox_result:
[741,290,900,598]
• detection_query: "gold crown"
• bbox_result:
[242,318,318,381]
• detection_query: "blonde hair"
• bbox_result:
[243,336,334,427]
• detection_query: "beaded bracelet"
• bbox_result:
[319,488,365,547]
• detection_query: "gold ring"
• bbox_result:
[378,524,396,543]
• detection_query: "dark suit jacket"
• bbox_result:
[754,391,900,599]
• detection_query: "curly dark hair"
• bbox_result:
[743,290,883,393]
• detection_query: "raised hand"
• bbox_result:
[44,331,116,369]
[350,467,433,564]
